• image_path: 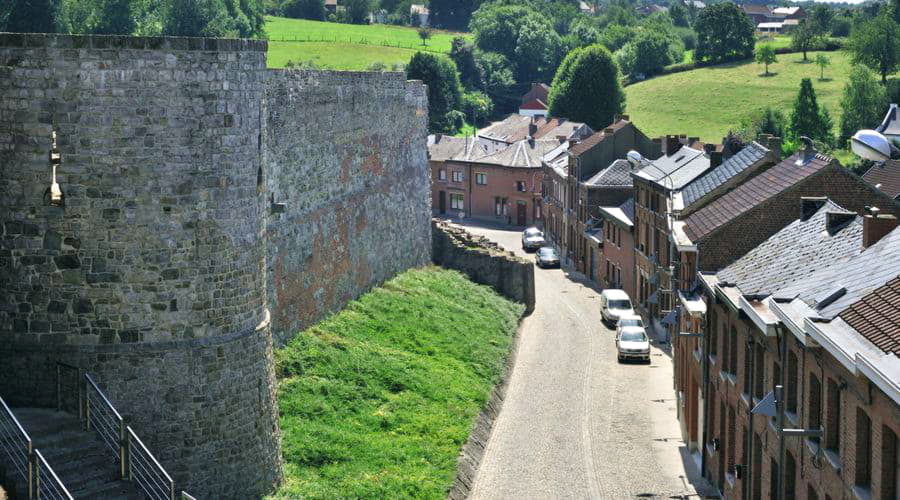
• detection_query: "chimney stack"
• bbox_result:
[665,135,682,156]
[863,207,899,248]
[795,136,816,165]
[651,138,663,159]
[826,211,856,233]
[800,196,828,220]
[528,121,537,138]
[709,150,723,168]
[768,136,782,162]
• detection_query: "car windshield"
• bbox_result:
[539,248,557,258]
[609,299,632,310]
[621,331,647,342]
[618,318,642,328]
[525,228,542,237]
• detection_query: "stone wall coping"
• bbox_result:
[0,32,267,52]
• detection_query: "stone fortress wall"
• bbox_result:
[0,33,430,498]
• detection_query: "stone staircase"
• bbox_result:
[0,408,141,500]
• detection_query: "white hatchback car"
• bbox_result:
[615,318,650,363]
[600,289,635,326]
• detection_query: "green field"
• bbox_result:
[273,267,524,499]
[265,16,469,69]
[626,50,856,142]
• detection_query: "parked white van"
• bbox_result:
[600,289,635,326]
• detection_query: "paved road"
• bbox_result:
[459,222,715,500]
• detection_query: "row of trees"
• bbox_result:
[0,0,265,37]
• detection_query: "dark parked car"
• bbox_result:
[535,247,560,268]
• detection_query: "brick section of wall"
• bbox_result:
[0,34,432,498]
[265,70,431,345]
[431,220,535,314]
[697,166,900,272]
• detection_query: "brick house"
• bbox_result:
[428,114,591,226]
[693,205,900,499]
[862,160,900,200]
[598,198,636,298]
[542,117,659,272]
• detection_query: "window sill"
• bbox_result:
[824,449,842,472]
[706,442,717,457]
[805,438,820,456]
[852,486,872,500]
[693,349,702,363]
[726,373,737,386]
[708,354,717,366]
[719,371,727,383]
[740,393,751,408]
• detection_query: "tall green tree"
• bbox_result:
[4,0,62,33]
[548,44,625,130]
[618,31,673,77]
[849,10,900,84]
[93,0,137,34]
[839,66,888,139]
[163,0,263,37]
[694,3,754,63]
[668,2,689,27]
[791,19,820,62]
[755,44,777,76]
[513,17,562,83]
[808,4,834,35]
[430,0,479,31]
[343,0,370,24]
[816,54,830,80]
[406,52,463,133]
[789,78,832,144]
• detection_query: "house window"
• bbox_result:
[785,451,797,500]
[754,344,765,399]
[729,326,738,374]
[494,197,508,216]
[709,309,718,357]
[808,374,822,445]
[743,339,752,395]
[452,170,463,182]
[826,378,841,455]
[807,485,818,500]
[535,199,541,219]
[438,169,446,181]
[708,389,717,447]
[882,426,898,500]
[476,172,487,185]
[787,351,798,414]
[727,406,736,474]
[450,193,464,210]
[516,181,527,192]
[770,458,780,500]
[752,433,763,500]
[856,408,872,489]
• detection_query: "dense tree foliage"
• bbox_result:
[668,2,689,28]
[406,52,463,133]
[789,78,833,145]
[450,37,480,89]
[3,0,63,33]
[283,0,325,21]
[429,0,480,31]
[791,19,821,62]
[694,3,754,63]
[849,9,900,84]
[548,44,625,130]
[617,31,673,77]
[839,66,888,139]
[469,3,562,83]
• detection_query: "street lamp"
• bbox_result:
[851,129,892,162]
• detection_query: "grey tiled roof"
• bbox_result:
[680,142,770,208]
[620,198,635,221]
[773,224,900,319]
[716,200,863,298]
[633,146,711,191]
[585,160,634,187]
[469,139,562,168]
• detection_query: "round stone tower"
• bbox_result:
[0,33,281,497]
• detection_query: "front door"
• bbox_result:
[439,191,446,214]
[517,201,526,226]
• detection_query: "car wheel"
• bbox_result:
[617,355,622,363]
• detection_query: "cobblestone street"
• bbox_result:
[457,221,716,499]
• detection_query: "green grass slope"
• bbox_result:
[265,16,470,69]
[273,267,524,499]
[626,50,854,142]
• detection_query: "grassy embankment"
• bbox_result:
[265,16,470,70]
[625,50,855,142]
[272,267,524,498]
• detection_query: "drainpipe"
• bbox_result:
[776,325,787,500]
[698,251,710,480]
[745,337,755,500]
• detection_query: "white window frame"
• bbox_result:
[438,169,446,181]
[476,172,487,185]
[452,170,463,183]
[450,193,464,210]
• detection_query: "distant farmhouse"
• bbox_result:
[520,83,550,117]
[741,3,806,33]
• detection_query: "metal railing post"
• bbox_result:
[27,441,34,500]
[56,364,61,412]
[119,420,126,479]
[170,479,175,500]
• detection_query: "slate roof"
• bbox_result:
[585,159,634,187]
[773,224,900,319]
[470,139,562,168]
[633,146,711,191]
[568,119,631,158]
[680,141,771,209]
[599,197,635,227]
[620,197,635,221]
[863,160,900,200]
[683,152,833,241]
[741,4,772,15]
[839,276,900,356]
[427,135,484,162]
[478,114,588,144]
[716,200,863,298]
[520,98,548,111]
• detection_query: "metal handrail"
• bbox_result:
[84,373,127,479]
[0,396,33,498]
[33,449,73,500]
[127,426,175,500]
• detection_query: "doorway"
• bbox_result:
[439,191,446,214]
[517,201,526,226]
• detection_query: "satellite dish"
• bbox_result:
[626,150,643,169]
[851,129,891,162]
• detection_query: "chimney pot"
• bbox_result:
[703,143,716,155]
[604,127,615,134]
[665,135,682,156]
[863,211,898,248]
[710,151,723,168]
[800,196,828,220]
[528,121,537,137]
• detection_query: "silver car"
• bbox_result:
[521,227,545,251]
[535,246,560,268]
[615,319,651,363]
